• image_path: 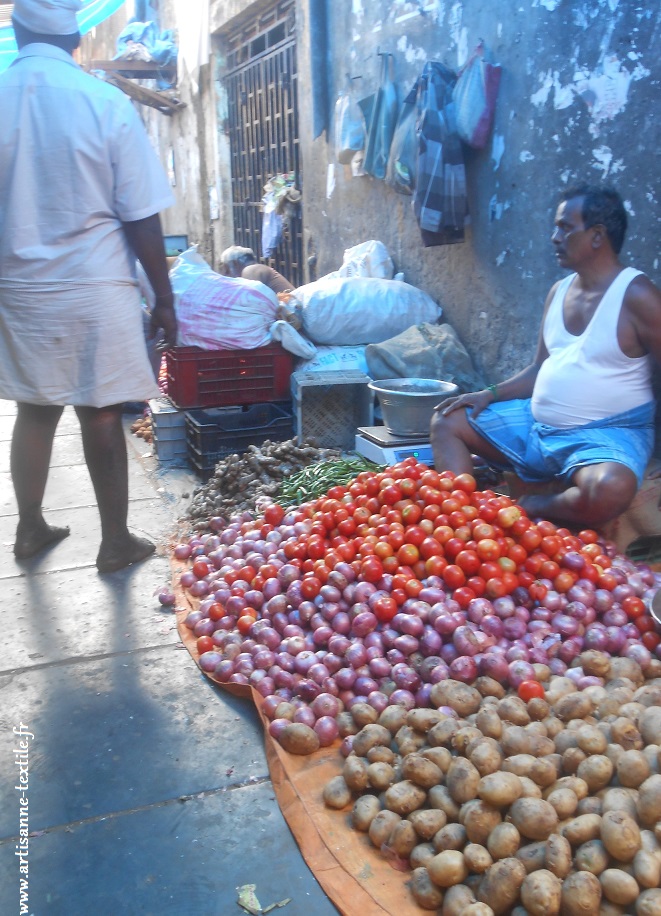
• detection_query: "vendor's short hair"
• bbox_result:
[220,246,256,268]
[12,17,81,53]
[561,183,628,254]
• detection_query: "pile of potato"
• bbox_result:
[322,651,661,915]
[130,414,153,443]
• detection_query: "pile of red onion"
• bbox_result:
[175,462,661,743]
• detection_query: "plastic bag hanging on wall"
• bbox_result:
[452,41,502,149]
[385,80,419,195]
[334,77,367,164]
[363,53,399,180]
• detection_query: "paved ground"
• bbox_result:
[0,400,338,916]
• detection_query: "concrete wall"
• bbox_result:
[82,0,661,382]
[296,0,661,381]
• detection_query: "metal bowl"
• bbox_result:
[368,378,459,437]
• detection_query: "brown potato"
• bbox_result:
[430,680,483,716]
[574,839,610,875]
[633,849,661,889]
[515,840,546,873]
[433,823,467,853]
[421,745,452,773]
[427,849,468,888]
[453,726,484,754]
[576,796,603,817]
[350,701,379,728]
[384,780,427,816]
[352,723,392,757]
[577,755,614,793]
[388,819,418,858]
[561,813,602,846]
[554,692,594,722]
[637,774,661,828]
[576,724,608,755]
[501,725,533,757]
[463,905,495,916]
[366,744,396,764]
[394,724,426,756]
[410,866,445,909]
[546,787,579,820]
[408,809,448,841]
[601,810,642,862]
[461,799,502,845]
[322,775,352,809]
[343,755,370,792]
[608,656,644,686]
[497,696,531,725]
[446,757,480,804]
[402,754,443,789]
[478,771,523,808]
[441,884,476,916]
[367,761,396,791]
[601,787,639,819]
[580,650,612,678]
[610,717,644,751]
[475,706,503,740]
[635,888,661,916]
[428,718,462,748]
[351,794,382,831]
[501,753,535,778]
[463,843,493,874]
[518,776,543,798]
[368,809,401,847]
[617,749,651,789]
[561,871,602,916]
[528,696,551,721]
[509,797,559,841]
[410,842,436,870]
[407,708,443,733]
[278,721,320,754]
[520,868,562,915]
[544,833,573,879]
[546,775,590,800]
[529,757,559,788]
[564,746,588,773]
[599,869,640,906]
[428,785,460,820]
[378,705,408,736]
[337,711,360,737]
[487,822,521,860]
[476,857,526,915]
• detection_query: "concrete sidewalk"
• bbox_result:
[0,401,337,916]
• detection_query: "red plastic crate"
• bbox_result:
[165,344,294,408]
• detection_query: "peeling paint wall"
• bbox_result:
[297,0,661,380]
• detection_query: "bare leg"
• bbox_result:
[11,402,70,558]
[518,462,638,527]
[430,407,511,475]
[75,404,154,573]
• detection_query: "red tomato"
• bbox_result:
[454,472,477,494]
[453,586,477,608]
[425,555,447,577]
[192,559,210,579]
[635,615,655,634]
[520,528,543,552]
[642,632,661,651]
[404,525,426,547]
[497,505,522,528]
[554,570,577,593]
[528,580,548,602]
[398,478,418,499]
[405,578,424,598]
[372,594,398,622]
[444,537,466,560]
[196,635,215,655]
[456,549,481,576]
[578,528,599,544]
[476,538,501,562]
[380,484,403,505]
[360,556,384,583]
[466,575,486,597]
[397,543,420,566]
[263,503,285,526]
[541,535,563,558]
[517,680,545,702]
[300,576,321,600]
[208,602,226,621]
[622,596,646,620]
[485,577,507,599]
[443,564,466,589]
[472,522,496,541]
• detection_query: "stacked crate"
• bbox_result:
[164,344,295,476]
[290,370,374,450]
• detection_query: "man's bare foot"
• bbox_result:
[14,523,70,559]
[96,534,156,574]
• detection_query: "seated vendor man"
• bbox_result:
[219,245,293,294]
[430,183,661,528]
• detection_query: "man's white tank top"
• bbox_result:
[531,267,652,428]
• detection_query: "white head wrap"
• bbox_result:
[13,0,83,36]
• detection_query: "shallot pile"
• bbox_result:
[176,459,661,752]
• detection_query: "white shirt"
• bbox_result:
[0,43,174,283]
[531,267,653,427]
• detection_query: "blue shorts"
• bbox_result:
[468,399,655,488]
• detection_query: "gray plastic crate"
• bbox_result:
[291,370,373,450]
[149,398,188,462]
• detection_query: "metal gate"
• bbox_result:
[223,1,303,288]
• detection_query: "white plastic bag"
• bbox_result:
[291,277,442,346]
[297,345,370,375]
[270,320,317,359]
[334,81,367,164]
[170,247,278,350]
[338,240,394,279]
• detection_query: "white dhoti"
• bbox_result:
[0,279,159,407]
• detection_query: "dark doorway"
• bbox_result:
[223,1,303,288]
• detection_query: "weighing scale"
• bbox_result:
[354,426,434,466]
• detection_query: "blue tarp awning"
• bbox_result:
[0,0,126,73]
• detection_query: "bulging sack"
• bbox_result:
[291,277,442,346]
[453,41,502,149]
[170,248,277,350]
